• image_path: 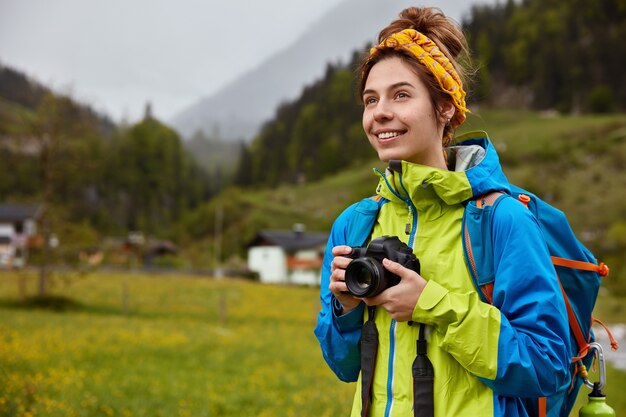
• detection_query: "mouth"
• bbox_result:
[375,130,406,143]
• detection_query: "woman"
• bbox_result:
[314,7,570,417]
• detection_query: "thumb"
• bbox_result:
[382,258,408,277]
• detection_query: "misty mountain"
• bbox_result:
[170,0,474,141]
[0,62,116,136]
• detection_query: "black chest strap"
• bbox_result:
[360,306,378,417]
[360,310,434,417]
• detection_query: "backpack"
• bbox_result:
[462,184,617,417]
[350,184,617,417]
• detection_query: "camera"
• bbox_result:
[345,235,420,297]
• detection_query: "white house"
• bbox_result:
[0,203,41,268]
[247,225,328,285]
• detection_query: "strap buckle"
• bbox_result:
[581,342,607,390]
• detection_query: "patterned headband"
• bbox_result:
[369,29,468,128]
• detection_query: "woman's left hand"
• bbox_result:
[361,258,427,321]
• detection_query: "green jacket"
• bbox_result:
[315,132,570,417]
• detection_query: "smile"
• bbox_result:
[376,131,405,141]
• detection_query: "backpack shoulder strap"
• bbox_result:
[345,195,388,247]
[464,190,618,417]
[463,191,545,416]
[465,191,615,351]
[476,192,506,209]
[462,191,508,303]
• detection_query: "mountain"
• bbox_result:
[0,62,116,136]
[170,0,475,141]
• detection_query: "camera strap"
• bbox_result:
[360,306,378,417]
[360,311,434,417]
[412,323,434,417]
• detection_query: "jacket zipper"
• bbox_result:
[383,173,418,417]
[406,199,418,247]
[398,172,418,247]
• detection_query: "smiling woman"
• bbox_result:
[361,58,452,168]
[314,6,573,417]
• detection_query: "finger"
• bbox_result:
[332,245,353,256]
[330,268,345,283]
[330,276,353,291]
[331,256,353,273]
[329,280,354,300]
[362,291,387,307]
[329,280,348,294]
[382,258,414,278]
[361,296,375,306]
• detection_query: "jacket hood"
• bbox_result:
[375,130,510,206]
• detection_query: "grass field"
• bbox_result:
[0,271,624,417]
[0,271,354,417]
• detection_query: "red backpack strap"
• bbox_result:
[557,274,592,361]
[551,256,610,277]
[593,317,620,351]
[476,192,504,209]
[538,397,546,417]
[480,283,494,305]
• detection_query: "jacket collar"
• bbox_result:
[374,131,510,207]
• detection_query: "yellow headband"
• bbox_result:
[369,28,468,128]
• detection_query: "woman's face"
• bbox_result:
[362,56,447,167]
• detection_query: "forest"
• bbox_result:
[0,65,216,266]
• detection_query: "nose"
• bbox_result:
[373,99,393,122]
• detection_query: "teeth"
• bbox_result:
[378,131,400,139]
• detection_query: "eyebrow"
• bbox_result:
[362,81,415,97]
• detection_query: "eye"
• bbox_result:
[364,96,378,106]
[395,91,410,100]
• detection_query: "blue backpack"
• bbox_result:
[462,185,615,416]
[350,184,616,417]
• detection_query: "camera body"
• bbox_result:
[345,235,420,297]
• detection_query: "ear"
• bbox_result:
[437,100,455,124]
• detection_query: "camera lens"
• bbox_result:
[353,265,373,289]
[345,258,386,297]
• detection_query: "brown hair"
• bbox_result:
[358,7,470,146]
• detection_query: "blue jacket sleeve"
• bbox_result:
[313,204,365,382]
[479,196,570,397]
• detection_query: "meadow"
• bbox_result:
[0,271,624,417]
[0,271,354,417]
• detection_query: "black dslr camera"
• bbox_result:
[345,236,420,297]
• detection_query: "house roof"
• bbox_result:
[0,203,42,222]
[145,240,178,256]
[248,229,329,252]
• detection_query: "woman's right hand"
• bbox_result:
[329,245,361,314]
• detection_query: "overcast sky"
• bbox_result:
[0,0,341,123]
[0,0,487,125]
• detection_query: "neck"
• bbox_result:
[406,148,448,170]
